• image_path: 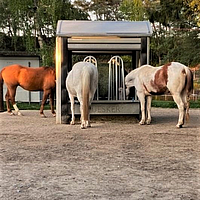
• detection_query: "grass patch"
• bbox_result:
[2,100,200,111]
[152,100,200,108]
[3,102,51,110]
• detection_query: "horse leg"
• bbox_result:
[69,94,75,125]
[77,95,87,129]
[40,91,49,117]
[5,89,12,114]
[8,87,22,116]
[172,94,185,128]
[79,102,86,129]
[181,91,189,122]
[137,92,146,125]
[146,95,152,125]
[86,97,93,128]
[49,90,56,117]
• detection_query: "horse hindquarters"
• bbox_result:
[171,68,190,128]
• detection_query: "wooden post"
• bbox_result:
[140,37,147,65]
[56,37,71,124]
[0,79,4,112]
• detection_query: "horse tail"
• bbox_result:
[82,69,90,121]
[185,68,193,122]
[0,69,4,111]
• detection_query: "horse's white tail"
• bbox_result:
[185,68,193,121]
[82,70,90,121]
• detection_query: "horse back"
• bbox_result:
[1,64,55,91]
[1,64,22,86]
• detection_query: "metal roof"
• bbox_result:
[56,20,152,37]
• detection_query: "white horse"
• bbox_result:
[66,62,98,129]
[125,62,193,128]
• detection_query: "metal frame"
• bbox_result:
[108,56,125,101]
[56,20,152,124]
[83,56,99,100]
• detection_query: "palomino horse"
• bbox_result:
[125,62,193,128]
[66,62,98,129]
[0,64,56,117]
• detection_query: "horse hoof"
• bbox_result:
[146,120,151,125]
[81,123,87,129]
[52,113,56,117]
[70,121,75,125]
[9,112,15,116]
[40,114,46,118]
[18,112,23,116]
[176,124,183,128]
[139,121,145,125]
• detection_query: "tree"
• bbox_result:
[74,0,123,20]
[186,0,200,26]
[120,0,146,21]
[0,0,89,66]
[145,0,200,66]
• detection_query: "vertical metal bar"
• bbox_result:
[108,60,111,100]
[119,57,122,100]
[147,37,150,65]
[118,57,120,100]
[115,57,118,100]
[112,61,114,100]
[121,59,125,100]
[56,37,62,124]
[28,62,31,105]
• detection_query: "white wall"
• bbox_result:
[0,56,41,103]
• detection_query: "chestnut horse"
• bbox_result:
[66,62,98,129]
[125,62,193,128]
[0,64,56,117]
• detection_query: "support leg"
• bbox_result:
[79,102,86,129]
[50,90,56,117]
[5,90,12,114]
[40,91,49,117]
[172,94,185,128]
[146,95,152,125]
[69,94,75,125]
[181,91,189,122]
[8,87,22,116]
[137,92,146,125]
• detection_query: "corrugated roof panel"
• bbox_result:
[56,20,152,37]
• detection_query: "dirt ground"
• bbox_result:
[0,108,200,200]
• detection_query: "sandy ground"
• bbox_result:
[0,108,200,200]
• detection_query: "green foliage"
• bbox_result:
[144,0,200,66]
[120,0,146,21]
[1,0,200,68]
[74,0,123,20]
[152,100,200,108]
[0,0,89,66]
